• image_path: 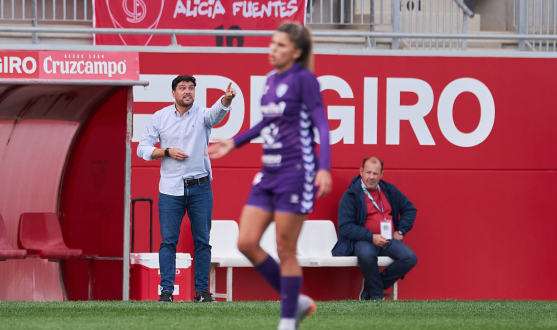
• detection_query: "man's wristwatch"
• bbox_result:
[164,148,170,157]
[398,230,404,236]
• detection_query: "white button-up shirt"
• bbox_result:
[137,98,231,196]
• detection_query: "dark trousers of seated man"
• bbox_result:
[354,239,417,300]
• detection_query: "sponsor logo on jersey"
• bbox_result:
[260,101,286,117]
[262,154,282,166]
[261,123,282,149]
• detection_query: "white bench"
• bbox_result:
[297,220,397,300]
[259,222,311,266]
[208,220,251,302]
[209,220,397,301]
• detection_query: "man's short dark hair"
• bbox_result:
[172,75,196,91]
[362,156,384,172]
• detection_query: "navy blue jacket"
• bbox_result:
[332,176,417,256]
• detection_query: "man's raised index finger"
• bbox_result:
[227,82,232,90]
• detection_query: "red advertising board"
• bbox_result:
[130,52,557,300]
[94,0,306,47]
[0,51,139,80]
[132,52,557,171]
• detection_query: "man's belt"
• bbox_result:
[184,176,210,186]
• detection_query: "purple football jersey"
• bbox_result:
[234,63,331,176]
[233,63,330,213]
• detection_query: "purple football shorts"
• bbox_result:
[245,172,317,214]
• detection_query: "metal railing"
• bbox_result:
[306,0,393,26]
[0,0,92,22]
[0,0,475,51]
[3,26,557,51]
[0,0,556,52]
[307,0,474,50]
[0,0,91,43]
[514,0,557,51]
[396,0,474,50]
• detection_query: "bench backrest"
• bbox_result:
[0,214,14,250]
[18,212,68,250]
[297,220,337,258]
[210,220,242,257]
[260,222,279,259]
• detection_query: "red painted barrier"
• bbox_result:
[130,52,557,300]
[1,50,555,301]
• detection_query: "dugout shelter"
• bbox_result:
[0,50,147,301]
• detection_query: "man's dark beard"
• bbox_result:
[177,98,193,108]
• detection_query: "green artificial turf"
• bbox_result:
[0,300,555,330]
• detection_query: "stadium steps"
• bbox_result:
[0,21,93,45]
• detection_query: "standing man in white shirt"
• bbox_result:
[137,75,236,303]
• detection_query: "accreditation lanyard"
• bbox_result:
[361,180,386,220]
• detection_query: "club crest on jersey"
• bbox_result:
[276,83,288,98]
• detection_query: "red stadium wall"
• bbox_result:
[3,50,554,301]
[131,52,557,300]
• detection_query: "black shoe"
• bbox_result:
[359,289,370,301]
[158,291,173,303]
[193,290,216,303]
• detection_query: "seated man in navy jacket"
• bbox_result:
[332,156,417,300]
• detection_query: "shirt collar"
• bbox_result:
[276,62,300,78]
[174,104,197,117]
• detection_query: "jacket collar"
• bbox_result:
[348,175,388,194]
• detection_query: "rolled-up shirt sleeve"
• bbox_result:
[137,113,159,161]
[204,96,231,128]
